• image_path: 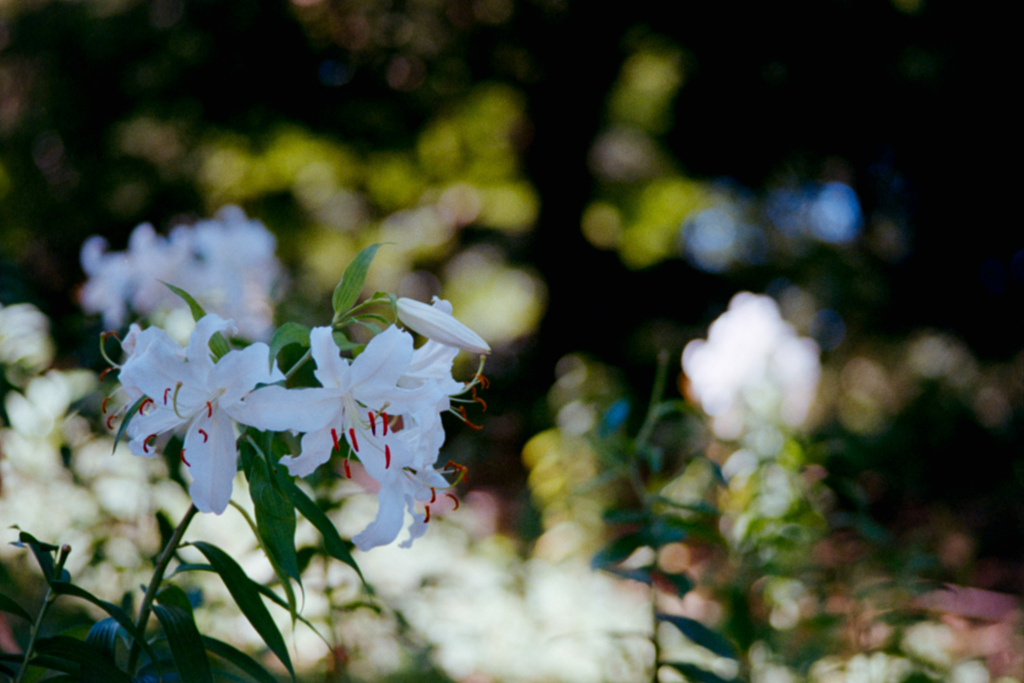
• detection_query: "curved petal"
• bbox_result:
[352,482,409,551]
[231,385,340,433]
[310,326,352,390]
[213,343,280,405]
[184,412,238,514]
[278,427,338,477]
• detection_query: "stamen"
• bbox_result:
[444,460,469,485]
[106,414,116,430]
[382,412,389,436]
[331,428,340,452]
[424,506,431,523]
[163,388,171,404]
[205,401,213,418]
[143,433,157,454]
[199,429,209,443]
[171,382,186,419]
[368,411,376,436]
[458,406,483,430]
[445,493,460,510]
[139,398,154,414]
[385,445,391,469]
[348,428,359,452]
[475,373,490,389]
[471,386,488,411]
[430,488,437,504]
[101,396,111,414]
[181,449,191,467]
[99,367,114,382]
[343,458,351,479]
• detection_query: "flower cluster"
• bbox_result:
[682,292,820,439]
[105,294,488,550]
[80,206,282,341]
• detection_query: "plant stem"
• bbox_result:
[14,545,71,683]
[635,349,670,450]
[126,504,198,673]
[284,348,313,381]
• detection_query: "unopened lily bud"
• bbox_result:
[397,297,490,355]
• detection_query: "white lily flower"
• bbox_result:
[236,325,440,478]
[117,314,281,514]
[396,297,490,355]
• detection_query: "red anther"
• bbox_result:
[458,406,483,430]
[102,330,121,343]
[445,493,460,510]
[445,460,469,484]
[101,396,111,414]
[199,429,208,443]
[139,398,154,414]
[348,428,359,452]
[99,367,114,382]
[205,401,213,418]
[143,433,158,454]
[430,488,437,504]
[181,449,191,467]
[382,412,389,436]
[385,445,391,469]
[471,386,488,412]
[475,373,490,389]
[343,458,352,479]
[331,428,341,452]
[424,506,431,523]
[106,414,116,430]
[368,411,376,436]
[163,388,171,405]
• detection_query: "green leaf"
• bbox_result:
[661,662,737,683]
[0,591,32,622]
[49,581,157,667]
[655,570,694,597]
[202,636,280,683]
[591,531,650,571]
[112,395,148,453]
[83,619,122,683]
[332,243,381,319]
[162,282,231,358]
[14,531,58,582]
[191,541,295,680]
[34,635,133,682]
[153,603,214,683]
[657,615,737,659]
[268,323,311,372]
[279,476,363,582]
[249,460,300,585]
[163,282,207,321]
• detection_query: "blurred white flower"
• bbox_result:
[682,292,820,439]
[79,206,283,340]
[0,303,56,386]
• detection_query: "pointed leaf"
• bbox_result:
[279,475,362,581]
[332,244,381,318]
[249,460,300,584]
[112,395,147,453]
[84,618,123,683]
[657,615,737,659]
[202,636,280,683]
[268,323,311,372]
[163,282,207,321]
[655,570,694,597]
[49,581,157,667]
[191,541,295,680]
[591,531,650,571]
[153,603,214,683]
[661,662,737,683]
[0,591,32,622]
[14,531,58,582]
[34,635,133,682]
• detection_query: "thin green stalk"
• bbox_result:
[284,348,313,381]
[635,349,670,450]
[14,545,71,683]
[126,504,199,673]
